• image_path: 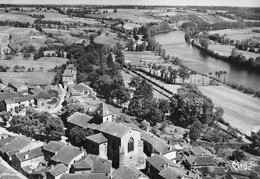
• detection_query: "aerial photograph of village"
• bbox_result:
[0,0,259,178]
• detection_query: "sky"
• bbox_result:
[1,0,260,7]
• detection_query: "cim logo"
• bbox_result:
[232,161,254,171]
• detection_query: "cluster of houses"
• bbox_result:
[0,80,54,113]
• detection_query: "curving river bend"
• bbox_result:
[154,31,260,90]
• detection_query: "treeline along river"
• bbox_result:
[154,31,260,90]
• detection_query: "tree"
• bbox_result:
[13,65,21,72]
[70,126,94,146]
[60,104,84,123]
[107,53,114,68]
[169,69,178,84]
[189,120,202,141]
[111,87,130,107]
[158,99,170,114]
[232,149,245,162]
[200,38,209,49]
[178,67,190,83]
[113,8,117,13]
[222,71,227,83]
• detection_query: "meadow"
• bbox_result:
[209,27,260,41]
[199,85,260,135]
[0,72,56,85]
[0,57,68,71]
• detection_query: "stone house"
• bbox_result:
[66,112,93,132]
[112,166,149,179]
[183,155,215,170]
[46,164,68,179]
[70,154,112,176]
[85,133,108,159]
[70,83,96,98]
[50,144,85,169]
[5,95,34,112]
[62,65,76,87]
[42,141,65,162]
[145,154,179,179]
[141,131,177,161]
[158,167,200,179]
[12,146,44,177]
[8,81,28,94]
[33,90,52,108]
[97,122,141,168]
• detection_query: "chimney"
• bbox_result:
[24,154,29,160]
[186,171,189,175]
[55,151,57,155]
[80,146,83,151]
[163,163,169,168]
[201,152,205,156]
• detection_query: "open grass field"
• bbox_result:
[0,72,56,85]
[124,51,165,65]
[199,85,260,135]
[94,34,127,48]
[86,9,161,24]
[0,10,35,23]
[0,57,68,71]
[210,44,260,59]
[123,23,141,30]
[209,27,260,41]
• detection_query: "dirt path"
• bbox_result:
[199,85,260,135]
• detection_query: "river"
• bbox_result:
[154,31,260,90]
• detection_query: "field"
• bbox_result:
[86,9,161,24]
[199,85,260,135]
[0,57,68,71]
[94,34,127,48]
[123,23,141,30]
[210,44,260,59]
[0,72,56,85]
[209,27,260,41]
[0,10,35,23]
[124,51,165,65]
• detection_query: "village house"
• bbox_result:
[70,82,96,98]
[158,167,200,179]
[33,90,52,108]
[145,154,179,179]
[29,167,50,179]
[12,146,44,177]
[42,141,65,162]
[60,173,109,179]
[112,165,149,179]
[183,155,215,170]
[0,92,20,111]
[4,95,34,112]
[8,81,28,94]
[95,121,141,168]
[50,144,85,169]
[46,164,68,179]
[70,154,112,176]
[66,112,93,131]
[190,147,214,157]
[0,136,43,164]
[141,131,177,161]
[62,64,77,87]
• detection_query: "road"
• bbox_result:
[48,84,66,114]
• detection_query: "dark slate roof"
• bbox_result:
[50,145,84,166]
[73,83,92,91]
[5,95,33,104]
[146,154,178,172]
[8,81,27,90]
[62,69,73,77]
[186,155,215,166]
[48,164,68,177]
[72,154,111,174]
[112,166,148,179]
[191,147,214,156]
[141,131,174,154]
[0,136,16,147]
[16,146,44,162]
[86,133,108,144]
[94,103,112,117]
[67,112,92,128]
[159,167,199,179]
[43,141,65,154]
[0,92,20,101]
[0,136,31,155]
[33,90,51,100]
[98,122,131,138]
[60,173,109,179]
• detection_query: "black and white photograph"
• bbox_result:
[0,0,259,178]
